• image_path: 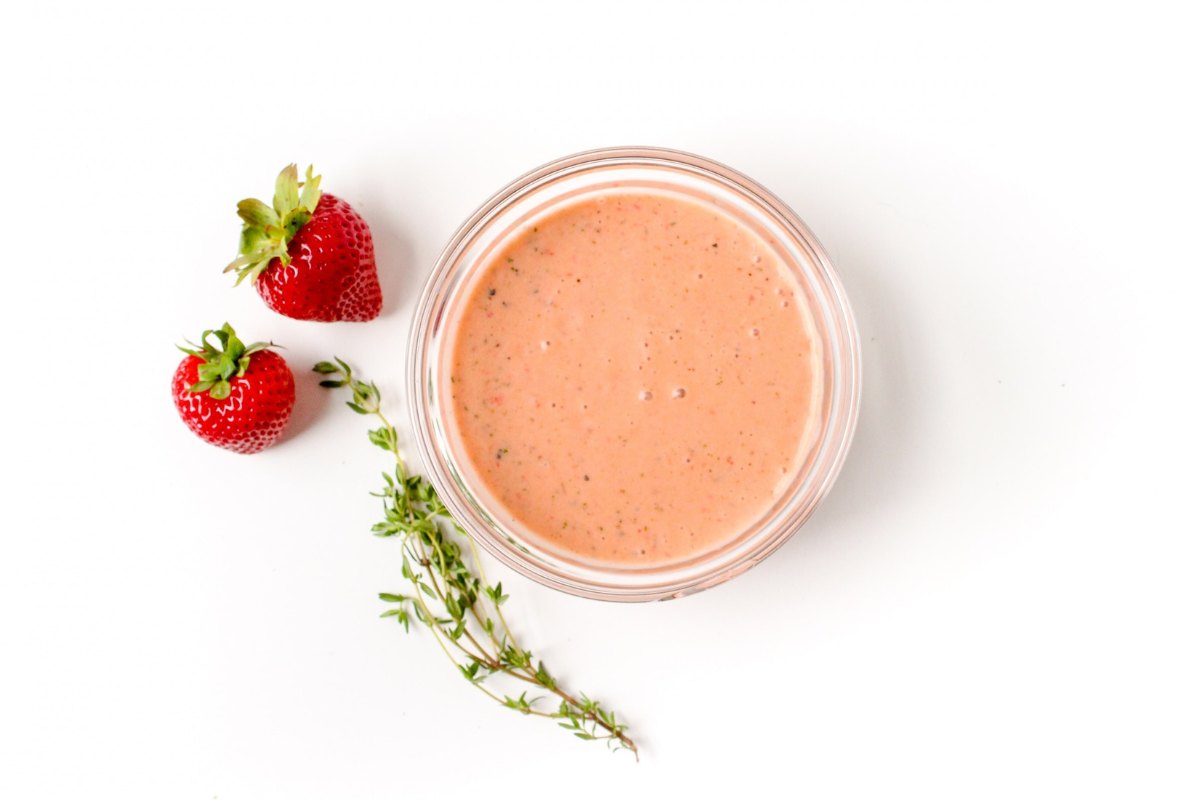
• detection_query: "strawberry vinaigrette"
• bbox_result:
[446,191,823,565]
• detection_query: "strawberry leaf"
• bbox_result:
[196,362,223,382]
[273,164,300,217]
[237,198,279,228]
[239,225,273,256]
[234,259,273,286]
[243,342,274,356]
[300,165,323,212]
[224,254,253,274]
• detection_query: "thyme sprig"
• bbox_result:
[315,358,638,759]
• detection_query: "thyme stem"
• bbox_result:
[315,358,638,759]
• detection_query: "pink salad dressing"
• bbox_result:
[448,191,821,565]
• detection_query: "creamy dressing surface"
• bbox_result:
[448,191,820,565]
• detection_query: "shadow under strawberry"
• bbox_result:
[353,193,416,321]
[275,352,335,446]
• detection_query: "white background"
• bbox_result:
[3,1,1197,797]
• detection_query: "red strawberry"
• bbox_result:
[172,323,295,454]
[225,164,382,322]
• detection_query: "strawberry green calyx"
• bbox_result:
[224,164,323,286]
[177,322,277,400]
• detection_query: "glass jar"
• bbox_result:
[408,147,861,601]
